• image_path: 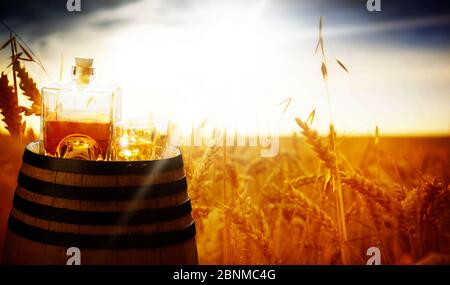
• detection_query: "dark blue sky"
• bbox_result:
[1,0,449,48]
[269,0,450,47]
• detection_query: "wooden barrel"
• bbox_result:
[3,142,198,265]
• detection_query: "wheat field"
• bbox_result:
[183,124,450,265]
[0,125,449,264]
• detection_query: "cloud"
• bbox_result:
[2,0,449,44]
[266,0,450,48]
[0,0,142,39]
[90,18,129,29]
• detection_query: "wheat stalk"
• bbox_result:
[220,190,275,264]
[342,173,402,213]
[295,118,339,173]
[16,63,41,116]
[286,174,324,188]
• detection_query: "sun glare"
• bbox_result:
[107,1,292,135]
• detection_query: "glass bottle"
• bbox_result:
[41,57,121,159]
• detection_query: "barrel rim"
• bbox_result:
[23,142,183,175]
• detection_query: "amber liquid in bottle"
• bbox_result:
[44,120,111,156]
[41,57,121,159]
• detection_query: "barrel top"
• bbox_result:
[23,141,183,175]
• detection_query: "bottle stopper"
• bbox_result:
[75,57,94,68]
[73,57,95,84]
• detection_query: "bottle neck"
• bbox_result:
[72,66,95,85]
